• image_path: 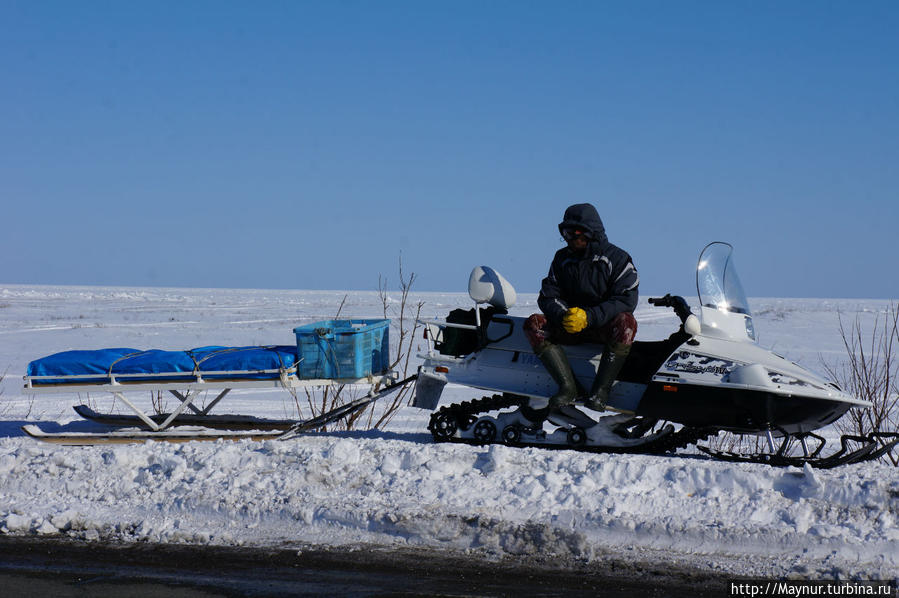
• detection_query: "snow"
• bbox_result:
[0,284,897,581]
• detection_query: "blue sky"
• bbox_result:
[2,1,897,298]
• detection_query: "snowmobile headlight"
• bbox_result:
[745,316,756,341]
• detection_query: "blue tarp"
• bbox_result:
[27,348,141,379]
[28,346,299,384]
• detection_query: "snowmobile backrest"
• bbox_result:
[468,266,517,310]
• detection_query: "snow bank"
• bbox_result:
[0,431,896,580]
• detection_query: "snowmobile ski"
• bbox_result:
[697,431,899,469]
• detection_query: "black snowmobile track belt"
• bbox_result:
[427,396,898,467]
[427,394,716,456]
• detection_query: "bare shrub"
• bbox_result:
[366,261,424,430]
[0,367,40,419]
[703,426,814,458]
[705,431,773,455]
[150,390,168,415]
[290,260,423,432]
[823,304,899,465]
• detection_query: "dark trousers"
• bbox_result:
[524,312,637,350]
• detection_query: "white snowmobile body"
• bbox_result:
[415,244,868,436]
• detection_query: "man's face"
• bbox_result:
[562,228,589,252]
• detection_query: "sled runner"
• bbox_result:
[21,424,285,445]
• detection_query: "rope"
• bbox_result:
[316,328,342,379]
[107,351,148,377]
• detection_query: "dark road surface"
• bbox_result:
[0,536,729,597]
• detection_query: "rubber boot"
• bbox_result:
[536,342,579,410]
[584,342,631,412]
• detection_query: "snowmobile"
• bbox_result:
[413,242,897,468]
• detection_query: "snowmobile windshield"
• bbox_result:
[696,242,751,315]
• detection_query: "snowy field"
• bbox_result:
[0,284,897,582]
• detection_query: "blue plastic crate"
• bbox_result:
[293,319,390,380]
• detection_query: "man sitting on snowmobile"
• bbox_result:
[524,203,639,417]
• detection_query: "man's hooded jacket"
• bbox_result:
[538,203,639,330]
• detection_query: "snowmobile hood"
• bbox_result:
[558,203,608,245]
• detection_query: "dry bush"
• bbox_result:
[705,431,774,455]
[150,390,168,415]
[365,261,424,430]
[0,367,34,418]
[291,260,423,432]
[823,304,899,465]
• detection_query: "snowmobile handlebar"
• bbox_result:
[648,294,694,324]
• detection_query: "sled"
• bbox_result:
[22,322,408,443]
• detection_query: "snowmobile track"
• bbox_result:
[428,394,717,456]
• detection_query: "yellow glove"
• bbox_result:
[562,307,588,334]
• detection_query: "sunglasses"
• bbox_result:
[562,228,590,241]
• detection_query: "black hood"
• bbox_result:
[558,203,607,244]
